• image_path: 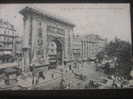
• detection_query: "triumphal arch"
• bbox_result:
[20,7,75,69]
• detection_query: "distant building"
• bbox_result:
[15,36,22,55]
[82,34,107,59]
[72,34,107,60]
[0,19,22,63]
[72,34,82,60]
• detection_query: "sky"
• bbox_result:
[0,4,131,43]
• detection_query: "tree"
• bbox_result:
[96,38,132,79]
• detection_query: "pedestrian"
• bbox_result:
[64,60,67,66]
[30,65,35,85]
[4,73,9,85]
[66,84,69,89]
[34,71,44,85]
[17,54,22,72]
[38,71,45,81]
[35,72,39,85]
[60,78,65,89]
[69,64,72,71]
[30,59,38,86]
[31,69,37,86]
[31,56,41,86]
[112,80,117,88]
[51,73,54,79]
[90,80,93,88]
[67,82,71,89]
[91,80,95,88]
[64,57,67,66]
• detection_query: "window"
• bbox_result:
[51,43,54,47]
[4,30,6,34]
[37,39,43,46]
[8,44,12,48]
[8,37,10,41]
[8,30,11,35]
[12,32,14,36]
[4,37,6,41]
[0,28,2,33]
[7,30,9,35]
[51,49,54,52]
[38,30,42,37]
[0,44,3,47]
[1,36,4,41]
[7,37,10,42]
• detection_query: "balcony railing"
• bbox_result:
[0,34,16,38]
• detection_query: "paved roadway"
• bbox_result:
[0,61,106,90]
[34,62,106,90]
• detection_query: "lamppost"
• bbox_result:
[87,41,89,59]
[81,40,83,68]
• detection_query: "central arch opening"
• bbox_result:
[48,39,63,66]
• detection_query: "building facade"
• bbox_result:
[72,34,82,60]
[81,34,107,59]
[20,7,75,69]
[0,19,21,63]
[72,34,107,60]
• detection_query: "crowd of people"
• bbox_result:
[15,53,131,89]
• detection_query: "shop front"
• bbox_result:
[0,50,15,64]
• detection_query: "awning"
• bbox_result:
[0,63,18,69]
[3,68,17,74]
[3,51,12,55]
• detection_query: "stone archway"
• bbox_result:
[20,7,75,69]
[53,39,62,65]
[47,36,64,65]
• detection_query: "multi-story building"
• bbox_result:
[81,34,107,59]
[72,34,82,60]
[0,19,22,63]
[72,34,107,60]
[15,36,22,52]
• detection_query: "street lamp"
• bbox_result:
[87,41,89,59]
[81,40,84,68]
